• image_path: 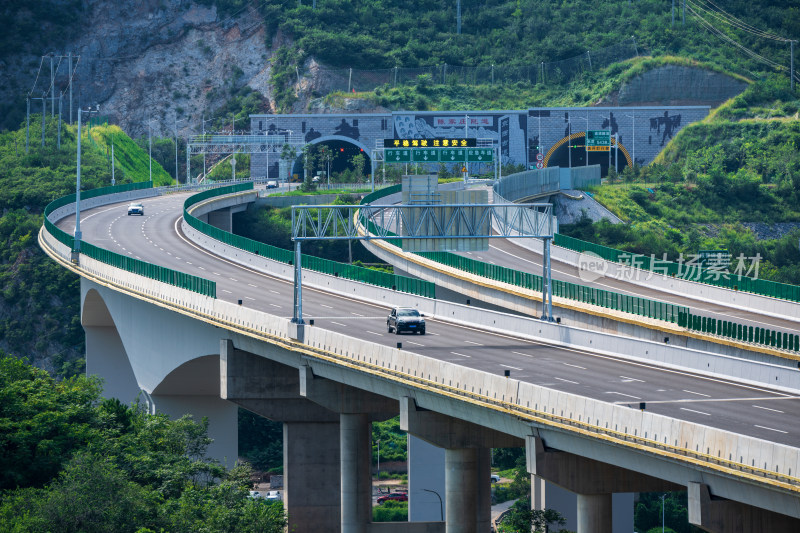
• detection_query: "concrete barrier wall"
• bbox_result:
[362,236,800,368]
[39,220,800,515]
[180,209,800,393]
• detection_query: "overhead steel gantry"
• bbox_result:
[289,203,556,325]
[370,138,501,187]
[185,133,306,183]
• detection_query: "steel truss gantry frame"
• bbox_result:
[289,203,556,325]
[185,133,306,183]
[370,138,500,187]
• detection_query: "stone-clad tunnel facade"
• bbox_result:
[250,106,709,179]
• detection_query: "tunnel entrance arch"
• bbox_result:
[291,135,372,183]
[543,132,632,176]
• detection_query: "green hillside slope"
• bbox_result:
[0,117,170,376]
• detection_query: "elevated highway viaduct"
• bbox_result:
[41,184,800,532]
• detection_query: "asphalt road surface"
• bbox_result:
[56,193,800,448]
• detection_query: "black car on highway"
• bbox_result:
[387,307,426,335]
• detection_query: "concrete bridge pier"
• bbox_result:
[204,204,247,233]
[527,436,681,533]
[400,397,523,533]
[220,340,342,533]
[299,365,399,533]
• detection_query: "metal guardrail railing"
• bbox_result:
[360,184,687,324]
[182,183,436,299]
[43,181,217,298]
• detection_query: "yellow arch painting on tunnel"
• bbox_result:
[542,132,633,169]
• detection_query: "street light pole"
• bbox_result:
[148,118,152,183]
[74,106,98,258]
[661,493,667,532]
[421,489,443,521]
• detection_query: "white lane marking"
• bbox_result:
[406,341,425,346]
[245,296,255,301]
[331,321,347,327]
[606,391,640,399]
[555,377,579,384]
[753,405,784,413]
[212,272,220,275]
[198,266,206,271]
[366,331,383,336]
[248,283,258,288]
[269,290,280,294]
[464,340,483,346]
[351,312,364,316]
[683,390,711,398]
[754,425,788,434]
[451,352,471,358]
[270,304,281,308]
[221,289,232,294]
[620,375,644,382]
[501,364,523,371]
[320,304,333,309]
[167,215,793,405]
[229,278,238,282]
[186,261,192,265]
[680,407,711,416]
[512,351,533,357]
[562,363,586,369]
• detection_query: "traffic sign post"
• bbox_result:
[440,148,466,161]
[412,148,440,162]
[467,148,493,162]
[586,130,611,152]
[385,149,411,162]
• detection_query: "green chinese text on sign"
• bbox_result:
[385,149,411,162]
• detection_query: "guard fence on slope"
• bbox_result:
[359,184,800,353]
[183,182,435,299]
[310,37,641,94]
[43,181,217,298]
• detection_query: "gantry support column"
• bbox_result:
[527,436,681,533]
[401,397,523,533]
[300,365,398,533]
[221,340,341,533]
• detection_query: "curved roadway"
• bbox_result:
[57,192,800,448]
[378,188,799,334]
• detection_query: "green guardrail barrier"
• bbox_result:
[677,311,799,352]
[358,185,686,324]
[44,182,217,298]
[184,182,435,299]
[554,233,800,303]
[359,185,800,352]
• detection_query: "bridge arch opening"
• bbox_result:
[292,136,372,183]
[543,132,632,176]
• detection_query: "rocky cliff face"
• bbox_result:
[4,0,276,137]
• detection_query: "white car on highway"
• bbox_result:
[127,202,144,216]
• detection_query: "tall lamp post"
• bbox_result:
[422,489,443,521]
[660,493,667,532]
[73,105,99,260]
